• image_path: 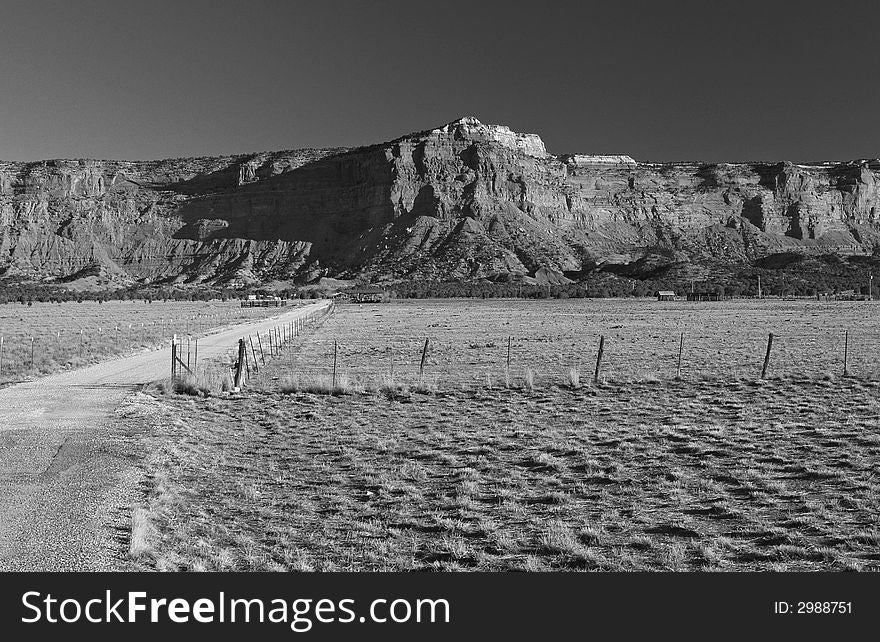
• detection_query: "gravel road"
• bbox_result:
[0,300,330,571]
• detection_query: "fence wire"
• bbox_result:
[275,302,880,387]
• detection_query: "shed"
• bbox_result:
[655,290,676,301]
[241,296,289,308]
[346,285,390,303]
[686,292,721,301]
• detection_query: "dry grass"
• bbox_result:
[0,300,289,385]
[255,299,880,386]
[133,299,880,572]
[150,362,234,397]
[281,373,361,396]
[524,368,536,391]
[140,376,880,571]
[129,508,157,559]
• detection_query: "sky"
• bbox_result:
[0,0,878,163]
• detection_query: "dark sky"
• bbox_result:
[1,0,878,163]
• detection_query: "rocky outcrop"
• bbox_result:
[1,117,879,287]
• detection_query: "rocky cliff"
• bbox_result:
[2,116,879,288]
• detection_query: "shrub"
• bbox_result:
[173,375,201,396]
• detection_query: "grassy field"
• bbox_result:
[274,299,880,387]
[0,300,301,384]
[135,298,880,571]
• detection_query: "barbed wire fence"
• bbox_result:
[214,301,337,390]
[274,326,880,389]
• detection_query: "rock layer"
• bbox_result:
[1,117,879,286]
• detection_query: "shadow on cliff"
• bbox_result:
[169,147,394,267]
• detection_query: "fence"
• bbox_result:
[0,301,308,384]
[172,300,336,389]
[278,326,880,389]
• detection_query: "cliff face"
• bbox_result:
[2,116,879,287]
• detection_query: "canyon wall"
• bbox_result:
[1,117,879,286]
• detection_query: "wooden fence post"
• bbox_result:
[843,330,849,376]
[79,329,84,357]
[187,335,191,371]
[30,336,35,369]
[234,338,246,389]
[249,336,259,372]
[593,335,605,384]
[676,332,684,379]
[0,336,3,375]
[507,335,512,372]
[257,333,265,364]
[194,338,198,370]
[171,334,177,379]
[761,332,774,379]
[332,339,338,387]
[420,337,429,377]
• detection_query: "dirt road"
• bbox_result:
[0,300,330,571]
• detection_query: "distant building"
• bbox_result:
[833,290,870,301]
[655,290,676,301]
[345,285,391,303]
[686,292,722,301]
[241,296,289,308]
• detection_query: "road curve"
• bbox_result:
[0,300,330,571]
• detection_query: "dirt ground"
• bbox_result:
[0,301,329,571]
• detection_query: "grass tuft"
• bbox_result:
[524,368,536,391]
[129,507,157,559]
[281,373,359,396]
[412,375,439,394]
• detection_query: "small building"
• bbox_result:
[655,290,676,301]
[241,296,289,308]
[686,292,722,301]
[346,285,390,303]
[833,290,870,301]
